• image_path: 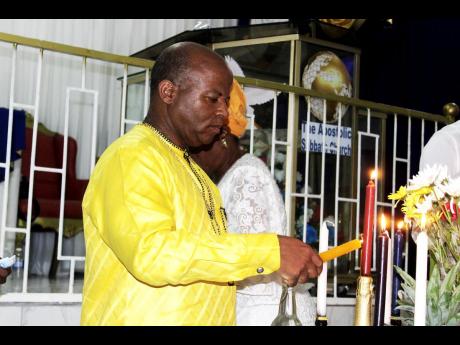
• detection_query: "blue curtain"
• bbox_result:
[0,108,26,183]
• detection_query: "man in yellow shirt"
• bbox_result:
[80,42,323,325]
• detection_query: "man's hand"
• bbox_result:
[0,266,12,284]
[276,235,323,287]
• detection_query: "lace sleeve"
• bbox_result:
[221,165,281,235]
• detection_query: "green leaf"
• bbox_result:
[440,260,460,296]
[451,284,460,305]
[401,282,416,303]
[427,264,440,305]
[395,265,416,287]
[428,261,460,325]
[446,314,460,326]
[396,305,415,313]
[447,284,460,322]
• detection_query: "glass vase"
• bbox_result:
[271,285,302,326]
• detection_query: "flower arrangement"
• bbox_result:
[388,164,460,325]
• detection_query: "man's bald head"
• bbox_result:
[145,41,234,149]
[150,42,230,96]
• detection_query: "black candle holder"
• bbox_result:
[390,317,402,326]
[315,316,328,326]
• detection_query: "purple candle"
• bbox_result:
[391,221,406,318]
[373,214,389,326]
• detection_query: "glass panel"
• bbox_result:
[133,22,300,60]
[215,41,291,83]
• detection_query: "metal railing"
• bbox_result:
[0,32,152,302]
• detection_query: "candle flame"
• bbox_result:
[370,170,377,180]
[421,213,426,230]
[397,221,404,231]
[380,213,387,231]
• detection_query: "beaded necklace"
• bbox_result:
[139,122,227,235]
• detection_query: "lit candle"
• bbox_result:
[384,227,393,325]
[391,221,406,323]
[373,214,389,326]
[316,221,329,320]
[414,213,428,326]
[319,239,362,262]
[361,170,376,276]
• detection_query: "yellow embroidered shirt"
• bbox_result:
[80,125,280,325]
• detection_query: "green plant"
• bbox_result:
[395,261,460,326]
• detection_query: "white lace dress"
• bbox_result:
[218,154,316,326]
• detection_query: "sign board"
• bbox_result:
[301,121,352,156]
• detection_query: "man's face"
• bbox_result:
[168,59,232,148]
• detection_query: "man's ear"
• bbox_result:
[158,80,177,104]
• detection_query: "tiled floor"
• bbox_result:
[0,270,84,294]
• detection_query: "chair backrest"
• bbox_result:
[21,128,79,199]
[54,133,78,184]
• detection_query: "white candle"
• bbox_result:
[414,214,428,326]
[316,221,329,317]
[384,234,393,325]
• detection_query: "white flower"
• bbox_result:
[430,185,446,200]
[407,164,449,191]
[415,195,434,214]
[439,176,460,197]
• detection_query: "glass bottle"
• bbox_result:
[12,247,24,278]
[271,285,303,326]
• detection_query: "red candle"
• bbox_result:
[360,170,376,276]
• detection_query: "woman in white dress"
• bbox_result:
[191,79,316,326]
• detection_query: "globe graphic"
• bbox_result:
[302,51,352,123]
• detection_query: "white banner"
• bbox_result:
[301,121,352,156]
